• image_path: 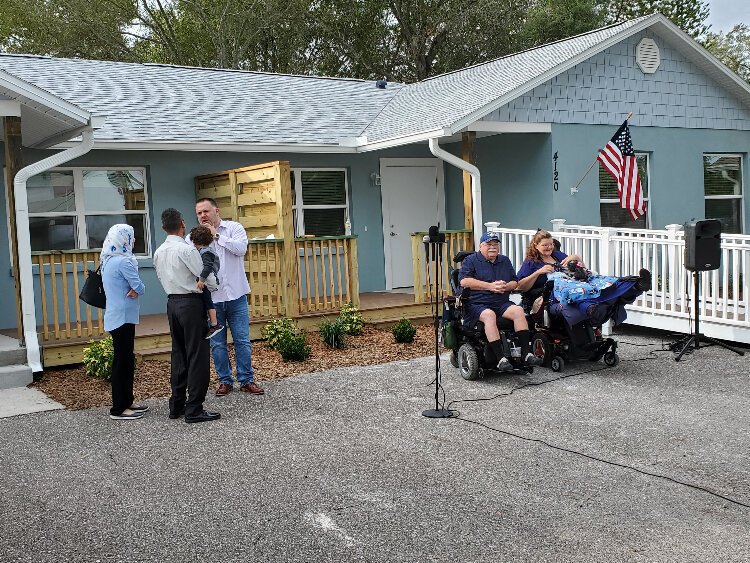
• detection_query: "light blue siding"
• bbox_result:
[484,30,750,130]
[0,143,433,329]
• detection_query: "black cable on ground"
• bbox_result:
[439,341,749,509]
[450,414,750,510]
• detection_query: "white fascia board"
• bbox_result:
[446,14,664,134]
[0,68,90,125]
[355,128,450,152]
[339,135,368,147]
[0,100,21,116]
[52,139,358,153]
[466,121,551,134]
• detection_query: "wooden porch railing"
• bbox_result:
[296,236,359,314]
[411,230,474,303]
[246,235,359,318]
[33,250,105,343]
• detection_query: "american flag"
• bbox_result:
[597,120,646,220]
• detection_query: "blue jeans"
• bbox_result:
[211,295,254,386]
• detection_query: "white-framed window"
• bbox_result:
[704,154,743,234]
[599,153,650,228]
[27,167,150,254]
[291,168,349,237]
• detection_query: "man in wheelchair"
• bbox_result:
[458,232,543,371]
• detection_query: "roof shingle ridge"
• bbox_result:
[413,14,655,85]
[0,52,402,86]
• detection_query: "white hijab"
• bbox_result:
[100,224,135,269]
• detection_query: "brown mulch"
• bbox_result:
[32,326,436,410]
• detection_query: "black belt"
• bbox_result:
[168,293,202,299]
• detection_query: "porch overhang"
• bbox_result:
[0,68,93,148]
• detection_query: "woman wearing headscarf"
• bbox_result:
[100,224,146,420]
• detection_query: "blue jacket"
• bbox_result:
[101,255,145,332]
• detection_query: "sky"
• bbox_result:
[705,0,750,33]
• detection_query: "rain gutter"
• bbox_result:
[15,123,101,372]
[428,137,482,249]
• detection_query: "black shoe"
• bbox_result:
[185,410,221,423]
[168,409,185,420]
[525,353,544,367]
[637,268,652,292]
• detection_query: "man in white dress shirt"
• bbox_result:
[195,198,263,397]
[153,208,220,423]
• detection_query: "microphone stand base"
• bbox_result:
[422,408,455,419]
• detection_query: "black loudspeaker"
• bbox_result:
[684,219,721,271]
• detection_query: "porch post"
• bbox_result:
[461,132,476,230]
[3,116,24,343]
[276,162,300,318]
[598,227,616,336]
[665,224,683,312]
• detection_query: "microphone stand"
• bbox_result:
[422,234,454,419]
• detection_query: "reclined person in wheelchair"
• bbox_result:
[517,229,651,328]
[458,232,543,371]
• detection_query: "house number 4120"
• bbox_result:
[553,152,559,191]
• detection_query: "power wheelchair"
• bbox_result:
[444,251,535,380]
[524,279,620,373]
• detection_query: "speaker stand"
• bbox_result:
[675,272,745,361]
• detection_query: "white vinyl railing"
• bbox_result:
[487,220,750,344]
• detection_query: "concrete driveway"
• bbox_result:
[1,328,749,562]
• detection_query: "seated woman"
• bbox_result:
[516,230,584,310]
[518,230,651,328]
[459,232,543,370]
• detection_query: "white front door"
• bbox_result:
[380,158,445,289]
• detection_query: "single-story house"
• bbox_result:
[1,13,749,371]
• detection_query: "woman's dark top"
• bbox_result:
[517,249,568,290]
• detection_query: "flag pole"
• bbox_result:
[569,112,633,195]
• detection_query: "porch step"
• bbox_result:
[0,364,33,390]
[0,335,27,367]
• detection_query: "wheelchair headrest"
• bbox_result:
[453,251,474,264]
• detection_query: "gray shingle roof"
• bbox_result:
[0,56,402,145]
[0,15,680,148]
[363,17,650,143]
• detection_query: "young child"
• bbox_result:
[189,225,225,340]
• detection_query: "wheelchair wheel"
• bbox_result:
[603,351,620,367]
[531,333,552,367]
[458,343,480,381]
[449,349,459,368]
[551,355,565,372]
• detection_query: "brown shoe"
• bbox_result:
[215,383,233,397]
[240,383,264,395]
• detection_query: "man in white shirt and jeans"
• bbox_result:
[195,198,264,397]
[153,208,220,423]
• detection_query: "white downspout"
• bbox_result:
[15,127,96,372]
[428,137,482,248]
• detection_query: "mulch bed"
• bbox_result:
[33,326,436,410]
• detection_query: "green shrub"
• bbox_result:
[262,317,298,351]
[392,318,417,343]
[82,336,114,380]
[319,318,346,349]
[276,331,311,362]
[338,302,364,335]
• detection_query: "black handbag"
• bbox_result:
[79,266,106,309]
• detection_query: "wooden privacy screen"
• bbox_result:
[196,161,298,318]
[196,161,359,319]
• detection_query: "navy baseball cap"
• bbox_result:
[480,232,500,244]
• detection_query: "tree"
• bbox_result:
[605,0,710,38]
[703,24,750,84]
[520,0,608,49]
[0,0,138,61]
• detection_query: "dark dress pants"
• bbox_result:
[167,294,210,417]
[110,323,136,416]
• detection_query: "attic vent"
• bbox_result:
[636,38,660,74]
